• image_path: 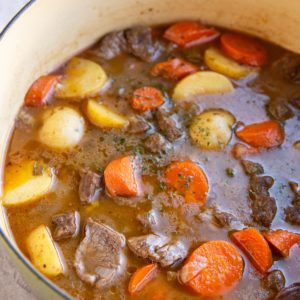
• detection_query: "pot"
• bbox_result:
[1,0,300,299]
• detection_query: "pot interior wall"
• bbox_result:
[1,0,300,237]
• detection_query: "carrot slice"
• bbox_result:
[236,120,284,148]
[263,230,300,257]
[231,228,273,274]
[25,75,60,107]
[128,263,158,296]
[104,156,141,197]
[178,240,243,297]
[220,33,268,66]
[232,143,260,159]
[165,161,208,205]
[132,87,164,112]
[164,21,220,48]
[151,58,198,80]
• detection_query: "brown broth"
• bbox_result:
[4,25,300,300]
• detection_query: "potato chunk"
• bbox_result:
[39,107,85,150]
[86,99,128,128]
[173,71,234,101]
[204,47,254,79]
[2,160,54,207]
[55,57,108,99]
[26,225,65,277]
[189,109,235,150]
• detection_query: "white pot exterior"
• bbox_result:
[1,0,300,298]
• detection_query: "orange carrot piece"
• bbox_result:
[178,240,243,297]
[165,160,208,205]
[232,143,260,159]
[132,87,164,112]
[24,75,60,107]
[231,228,273,274]
[164,21,220,48]
[104,156,140,197]
[151,58,198,80]
[128,263,158,296]
[236,120,284,148]
[263,230,300,257]
[220,33,268,66]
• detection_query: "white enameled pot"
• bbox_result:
[1,0,300,298]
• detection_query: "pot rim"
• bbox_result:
[0,1,71,299]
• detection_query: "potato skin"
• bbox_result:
[204,47,254,79]
[189,109,235,150]
[39,107,85,150]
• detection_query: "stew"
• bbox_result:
[2,21,300,300]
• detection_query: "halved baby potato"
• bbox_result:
[2,160,54,207]
[39,107,85,150]
[189,109,236,151]
[173,71,234,101]
[55,57,108,99]
[86,99,128,128]
[204,47,254,79]
[26,225,65,277]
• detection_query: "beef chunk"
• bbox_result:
[128,234,187,267]
[263,270,285,293]
[128,234,168,260]
[274,282,300,300]
[15,108,35,131]
[266,101,294,121]
[52,211,80,241]
[241,160,264,176]
[145,133,167,153]
[128,116,150,133]
[251,195,277,227]
[95,31,128,60]
[285,206,300,225]
[213,210,237,228]
[273,53,300,84]
[249,175,274,199]
[249,175,276,227]
[290,97,300,110]
[156,110,182,142]
[137,211,159,230]
[74,219,125,288]
[125,26,160,62]
[79,170,102,205]
[289,181,300,206]
[155,241,187,267]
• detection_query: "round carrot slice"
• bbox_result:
[263,230,300,257]
[165,161,209,205]
[132,87,164,112]
[128,263,158,296]
[178,240,244,297]
[221,33,268,66]
[236,120,284,148]
[231,228,273,274]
